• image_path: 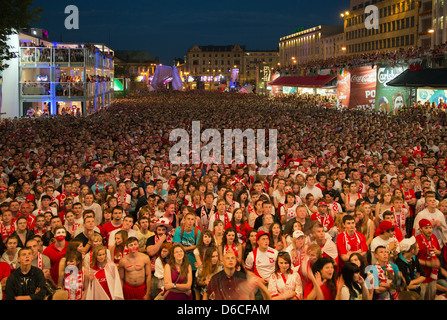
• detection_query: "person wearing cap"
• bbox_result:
[395,236,425,296]
[415,218,441,300]
[284,229,307,270]
[413,192,447,249]
[244,230,278,291]
[310,201,334,232]
[370,220,400,264]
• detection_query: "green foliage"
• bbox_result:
[0,0,42,72]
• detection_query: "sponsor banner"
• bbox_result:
[337,69,350,108]
[258,65,272,90]
[349,66,377,110]
[375,64,409,114]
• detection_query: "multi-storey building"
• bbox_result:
[342,0,419,55]
[418,0,447,49]
[1,28,114,119]
[278,25,344,66]
[184,44,245,90]
[323,32,346,60]
[242,50,279,85]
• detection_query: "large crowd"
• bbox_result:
[1,91,447,301]
[275,43,447,75]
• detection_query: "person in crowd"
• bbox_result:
[268,251,303,300]
[4,247,46,300]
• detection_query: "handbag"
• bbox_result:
[154,273,180,300]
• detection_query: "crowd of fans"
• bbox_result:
[1,91,447,301]
[275,43,447,75]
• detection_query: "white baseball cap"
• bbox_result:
[293,230,305,239]
[400,236,416,252]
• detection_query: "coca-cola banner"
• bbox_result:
[337,69,350,108]
[348,66,377,110]
[375,64,409,114]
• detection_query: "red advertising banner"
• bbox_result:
[337,69,350,108]
[348,66,377,110]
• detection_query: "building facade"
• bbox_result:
[1,29,114,119]
[342,0,419,54]
[418,0,447,49]
[279,25,344,67]
[242,50,279,85]
[184,44,245,90]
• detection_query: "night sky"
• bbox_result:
[32,0,346,65]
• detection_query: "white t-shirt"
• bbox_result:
[370,236,400,264]
[300,186,323,200]
[245,247,278,281]
[413,208,447,248]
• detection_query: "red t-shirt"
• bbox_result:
[100,222,123,244]
[43,242,68,284]
[303,279,335,300]
[310,212,334,231]
[0,261,10,300]
[336,231,368,269]
[416,233,441,283]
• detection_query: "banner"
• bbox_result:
[349,66,376,110]
[417,89,447,106]
[375,64,409,114]
[337,69,350,108]
[258,65,272,91]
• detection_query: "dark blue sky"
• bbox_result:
[32,0,346,65]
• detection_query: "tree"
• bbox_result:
[0,0,42,73]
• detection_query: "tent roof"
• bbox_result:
[269,75,336,88]
[386,68,447,88]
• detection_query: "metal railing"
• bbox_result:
[21,82,51,96]
[20,81,112,97]
[20,47,114,69]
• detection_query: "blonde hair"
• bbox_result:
[91,245,108,267]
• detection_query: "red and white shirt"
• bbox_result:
[245,247,278,281]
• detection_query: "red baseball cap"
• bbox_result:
[419,219,432,228]
[256,231,270,243]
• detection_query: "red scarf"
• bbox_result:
[390,206,407,235]
[216,211,230,226]
[375,262,399,300]
[65,269,84,300]
[37,253,43,270]
[201,205,215,229]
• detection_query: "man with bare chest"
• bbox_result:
[118,237,151,300]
